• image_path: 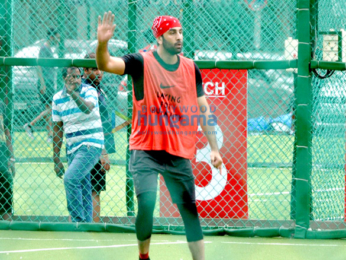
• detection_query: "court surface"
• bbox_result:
[1,230,346,260]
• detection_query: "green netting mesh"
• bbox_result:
[0,0,346,239]
[310,0,346,227]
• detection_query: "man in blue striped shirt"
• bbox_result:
[52,67,104,222]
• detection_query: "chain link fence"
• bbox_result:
[310,0,346,228]
[0,0,345,238]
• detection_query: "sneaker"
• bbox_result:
[46,136,53,143]
[23,123,34,139]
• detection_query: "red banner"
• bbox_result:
[160,69,248,219]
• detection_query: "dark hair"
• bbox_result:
[83,53,98,71]
[62,67,81,78]
[47,28,58,39]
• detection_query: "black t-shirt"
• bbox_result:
[121,51,204,101]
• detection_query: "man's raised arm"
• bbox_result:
[96,11,126,75]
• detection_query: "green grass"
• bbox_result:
[10,131,346,224]
[10,132,301,223]
[13,131,130,218]
[247,134,294,164]
[247,168,292,220]
[11,131,296,223]
[13,163,292,221]
[13,164,128,217]
[13,131,128,161]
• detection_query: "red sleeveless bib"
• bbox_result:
[129,52,198,159]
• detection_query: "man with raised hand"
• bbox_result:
[52,67,104,223]
[96,11,222,260]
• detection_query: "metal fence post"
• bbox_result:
[126,0,137,217]
[290,72,297,221]
[183,0,194,59]
[309,0,318,221]
[57,0,67,92]
[0,0,13,133]
[294,0,313,238]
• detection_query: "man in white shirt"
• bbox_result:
[52,67,104,222]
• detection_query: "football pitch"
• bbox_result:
[11,131,294,219]
[4,131,346,260]
[1,230,346,260]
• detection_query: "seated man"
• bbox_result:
[52,67,104,222]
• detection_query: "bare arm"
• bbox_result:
[65,77,95,114]
[198,96,219,152]
[37,66,45,86]
[96,42,125,75]
[53,121,64,178]
[53,121,63,162]
[96,11,125,75]
[37,66,46,94]
[70,91,95,114]
[198,96,223,171]
[100,149,110,172]
[37,46,47,92]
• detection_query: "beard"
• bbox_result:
[162,36,182,55]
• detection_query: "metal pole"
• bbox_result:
[86,0,91,40]
[309,0,318,221]
[57,0,66,91]
[58,0,66,59]
[254,10,262,50]
[293,0,314,239]
[183,0,195,59]
[0,0,13,133]
[290,73,297,221]
[126,0,137,217]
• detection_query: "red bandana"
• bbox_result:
[151,16,182,38]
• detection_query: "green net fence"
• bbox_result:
[310,0,346,226]
[0,0,345,239]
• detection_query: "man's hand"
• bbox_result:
[65,76,79,95]
[40,84,46,95]
[8,159,15,178]
[98,11,116,44]
[54,158,65,179]
[210,150,223,174]
[100,153,111,172]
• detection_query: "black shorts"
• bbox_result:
[37,80,55,106]
[129,150,196,204]
[90,160,106,193]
